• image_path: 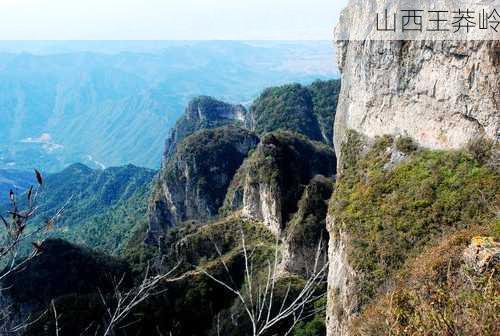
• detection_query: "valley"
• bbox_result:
[0,41,337,172]
[0,35,497,336]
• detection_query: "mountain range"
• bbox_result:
[0,41,337,172]
[0,35,497,336]
[0,79,341,335]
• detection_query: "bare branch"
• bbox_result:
[101,262,179,336]
[201,229,327,336]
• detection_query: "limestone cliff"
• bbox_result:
[334,39,499,164]
[327,1,499,335]
[164,96,247,157]
[147,126,258,243]
[147,81,340,249]
[223,131,336,236]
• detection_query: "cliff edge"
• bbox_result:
[327,1,499,335]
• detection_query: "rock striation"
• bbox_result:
[147,126,258,243]
[334,39,499,165]
[223,131,336,236]
[327,1,499,335]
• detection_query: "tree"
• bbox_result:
[0,170,65,333]
[201,230,328,336]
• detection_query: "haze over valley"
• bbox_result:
[0,40,337,174]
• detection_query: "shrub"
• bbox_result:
[466,136,499,169]
[352,229,499,336]
[394,136,418,154]
[331,134,500,307]
[251,84,318,140]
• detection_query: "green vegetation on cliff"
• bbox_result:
[330,133,499,333]
[164,96,247,156]
[251,84,320,141]
[287,175,334,248]
[223,130,336,223]
[331,134,499,306]
[286,175,334,275]
[250,80,339,145]
[354,230,499,336]
[149,126,259,239]
[158,214,275,274]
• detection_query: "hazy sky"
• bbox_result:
[0,0,348,40]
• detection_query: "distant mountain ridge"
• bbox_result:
[0,163,156,254]
[0,41,337,172]
[0,36,498,336]
[0,169,34,198]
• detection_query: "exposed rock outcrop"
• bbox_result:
[224,131,336,236]
[164,96,247,156]
[325,229,356,336]
[147,126,259,243]
[463,236,500,273]
[334,39,499,165]
[327,2,499,335]
[282,175,334,276]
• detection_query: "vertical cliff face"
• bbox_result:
[283,175,334,276]
[223,131,336,236]
[147,126,259,243]
[334,39,499,164]
[327,2,499,335]
[325,229,356,336]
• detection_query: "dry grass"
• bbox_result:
[352,227,499,336]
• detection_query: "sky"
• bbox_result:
[0,0,349,40]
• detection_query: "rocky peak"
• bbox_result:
[147,126,259,244]
[185,96,246,122]
[248,81,340,146]
[224,131,336,236]
[164,96,247,157]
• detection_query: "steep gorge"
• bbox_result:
[135,80,340,335]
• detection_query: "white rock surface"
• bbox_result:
[242,181,283,236]
[326,227,356,336]
[334,40,499,163]
[327,1,499,335]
